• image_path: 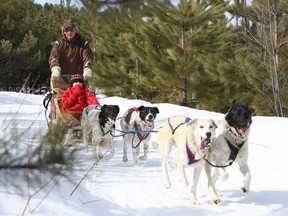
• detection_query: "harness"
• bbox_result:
[168,117,202,165]
[204,137,245,168]
[186,143,201,165]
[84,105,111,136]
[168,117,190,134]
[123,107,150,148]
[226,138,245,162]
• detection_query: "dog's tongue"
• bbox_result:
[201,139,210,149]
[237,128,246,137]
[146,120,154,129]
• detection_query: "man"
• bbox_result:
[48,19,94,122]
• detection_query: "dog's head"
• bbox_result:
[99,104,120,127]
[137,106,159,129]
[188,118,217,150]
[225,100,252,138]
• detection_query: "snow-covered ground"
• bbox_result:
[0,91,287,216]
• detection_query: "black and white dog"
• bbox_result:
[81,104,120,161]
[121,105,159,166]
[204,100,253,204]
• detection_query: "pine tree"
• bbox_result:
[81,0,151,99]
[130,0,228,107]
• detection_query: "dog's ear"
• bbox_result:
[211,119,218,128]
[153,107,160,114]
[137,105,145,111]
[227,99,237,112]
[231,99,237,108]
[101,104,107,110]
[187,118,198,126]
[114,105,120,114]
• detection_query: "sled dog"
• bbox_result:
[204,100,253,204]
[81,104,120,161]
[120,105,159,166]
[153,115,217,205]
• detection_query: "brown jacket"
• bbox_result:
[49,34,93,89]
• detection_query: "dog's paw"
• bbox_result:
[122,156,128,162]
[190,198,201,205]
[241,186,249,194]
[139,155,147,161]
[164,181,171,188]
[213,198,221,204]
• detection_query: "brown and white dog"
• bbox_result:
[120,105,159,166]
[152,115,217,205]
[81,104,120,162]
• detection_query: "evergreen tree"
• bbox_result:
[81,0,151,99]
[130,0,228,107]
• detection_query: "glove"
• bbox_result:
[83,68,92,80]
[72,85,83,97]
[51,66,61,80]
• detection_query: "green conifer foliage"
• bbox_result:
[130,0,228,107]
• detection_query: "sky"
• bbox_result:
[34,0,82,6]
[0,91,288,216]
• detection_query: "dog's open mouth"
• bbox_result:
[145,119,154,129]
[237,127,248,138]
[200,137,211,149]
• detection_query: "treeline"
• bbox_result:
[1,0,288,116]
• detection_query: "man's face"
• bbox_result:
[64,27,76,41]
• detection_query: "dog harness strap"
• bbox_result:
[134,122,149,141]
[186,142,200,165]
[168,117,191,135]
[225,138,245,162]
[123,107,138,124]
[204,139,245,168]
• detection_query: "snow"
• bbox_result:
[0,91,288,216]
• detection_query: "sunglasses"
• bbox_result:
[64,27,75,32]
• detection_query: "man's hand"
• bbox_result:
[83,68,92,80]
[51,66,61,80]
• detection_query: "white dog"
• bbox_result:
[120,105,159,166]
[81,104,120,162]
[152,115,217,205]
[204,100,252,204]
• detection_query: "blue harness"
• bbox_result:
[168,117,190,135]
[168,117,200,165]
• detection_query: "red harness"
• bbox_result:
[123,107,149,142]
[186,143,201,165]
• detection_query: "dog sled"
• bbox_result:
[43,75,84,145]
[43,91,83,145]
